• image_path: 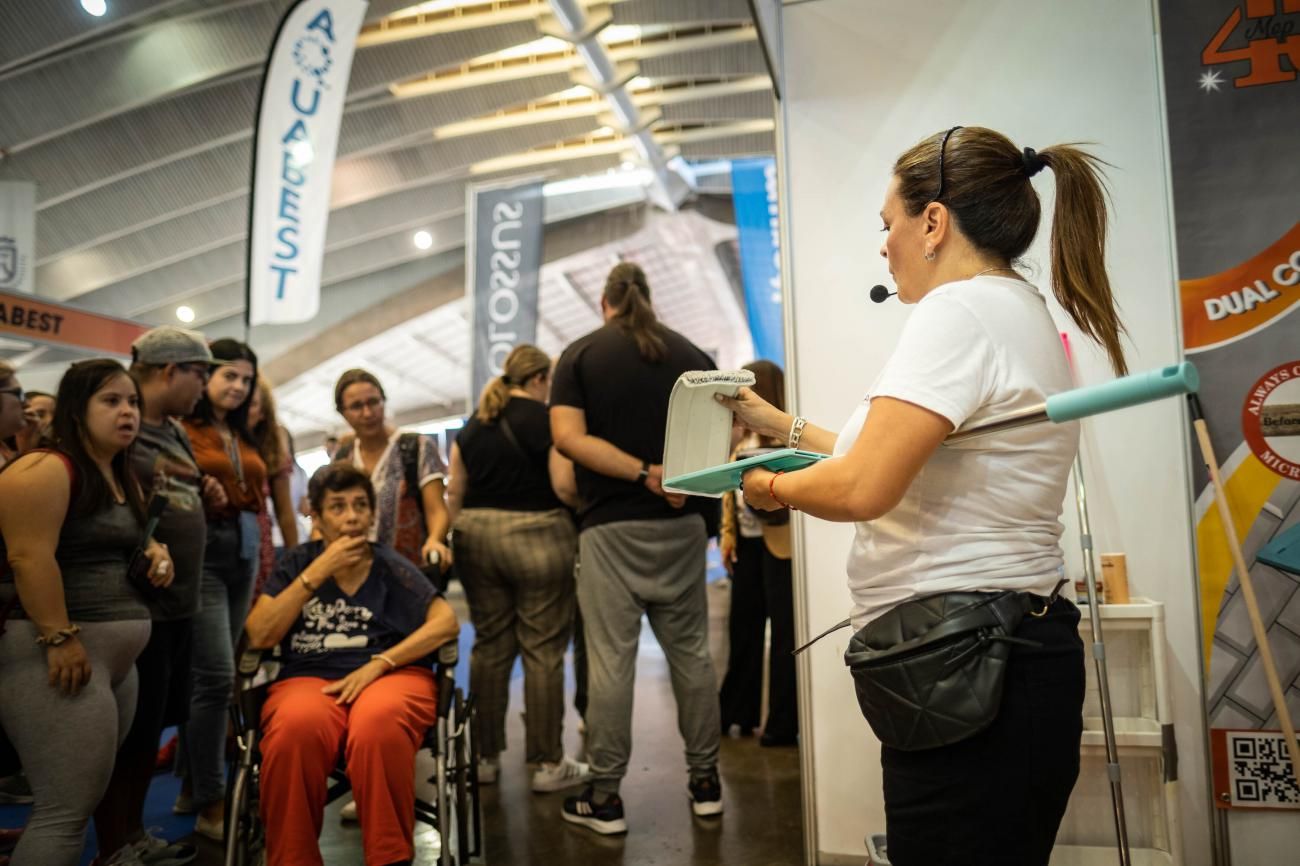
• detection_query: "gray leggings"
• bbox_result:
[0,618,151,866]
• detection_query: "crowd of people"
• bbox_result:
[0,258,799,866]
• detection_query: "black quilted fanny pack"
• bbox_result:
[840,583,1063,751]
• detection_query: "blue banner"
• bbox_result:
[730,157,784,363]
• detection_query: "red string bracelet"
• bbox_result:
[769,470,796,511]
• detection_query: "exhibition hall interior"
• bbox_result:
[0,1,1297,865]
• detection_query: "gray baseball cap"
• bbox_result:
[131,326,213,366]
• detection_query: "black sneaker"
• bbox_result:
[688,771,723,817]
[561,786,628,835]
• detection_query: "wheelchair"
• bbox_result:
[223,638,484,866]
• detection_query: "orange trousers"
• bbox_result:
[259,668,437,866]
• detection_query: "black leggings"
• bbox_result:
[881,597,1084,866]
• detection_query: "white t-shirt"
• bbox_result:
[836,275,1078,628]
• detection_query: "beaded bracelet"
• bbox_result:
[769,470,796,511]
[35,624,81,647]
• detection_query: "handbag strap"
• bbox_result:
[497,414,528,463]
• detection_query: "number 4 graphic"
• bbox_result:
[1202,0,1300,87]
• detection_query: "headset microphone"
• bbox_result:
[870,285,897,303]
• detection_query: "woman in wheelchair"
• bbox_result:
[243,463,459,866]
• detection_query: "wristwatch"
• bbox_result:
[636,460,650,483]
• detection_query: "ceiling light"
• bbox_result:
[413,230,433,250]
[81,0,108,16]
[620,161,636,171]
[288,139,314,166]
[176,305,196,323]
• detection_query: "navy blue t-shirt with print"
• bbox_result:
[263,540,440,681]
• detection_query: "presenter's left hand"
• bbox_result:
[322,660,388,705]
[741,467,782,512]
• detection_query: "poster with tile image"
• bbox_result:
[1158,0,1300,806]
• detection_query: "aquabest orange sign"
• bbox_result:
[0,290,147,357]
[1180,221,1300,352]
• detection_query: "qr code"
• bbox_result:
[1228,732,1299,808]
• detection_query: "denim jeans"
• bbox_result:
[183,518,255,809]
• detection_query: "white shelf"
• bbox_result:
[1051,845,1173,866]
[1081,716,1164,750]
[1058,597,1181,863]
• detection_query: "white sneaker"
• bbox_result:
[531,755,591,793]
[478,756,499,784]
[134,828,198,865]
[103,845,146,866]
[339,799,358,822]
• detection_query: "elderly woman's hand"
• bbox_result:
[741,467,784,512]
[716,387,791,443]
[321,659,390,705]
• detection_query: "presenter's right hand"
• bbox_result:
[716,388,790,443]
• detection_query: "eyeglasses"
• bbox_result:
[177,363,211,382]
[343,397,384,415]
[0,386,23,403]
[931,125,963,204]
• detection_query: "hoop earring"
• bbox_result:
[924,249,936,262]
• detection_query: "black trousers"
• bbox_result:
[719,539,798,738]
[881,597,1084,866]
[761,550,797,740]
[719,537,766,731]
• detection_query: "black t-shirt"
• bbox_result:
[551,323,721,533]
[459,398,563,512]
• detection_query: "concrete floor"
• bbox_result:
[189,578,804,865]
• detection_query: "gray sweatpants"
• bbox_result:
[577,514,721,795]
[0,618,150,866]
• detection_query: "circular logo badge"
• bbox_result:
[1241,359,1300,481]
[293,36,333,81]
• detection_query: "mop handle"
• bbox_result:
[945,362,1200,444]
[1046,362,1199,423]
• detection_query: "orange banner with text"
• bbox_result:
[0,290,147,357]
[1181,222,1300,352]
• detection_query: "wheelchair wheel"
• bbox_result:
[460,691,484,862]
[225,756,265,866]
[453,689,470,862]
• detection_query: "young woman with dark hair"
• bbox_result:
[0,359,173,865]
[179,338,268,839]
[724,126,1127,865]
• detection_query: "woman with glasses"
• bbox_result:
[0,362,28,469]
[331,369,451,574]
[179,339,266,841]
[723,127,1126,866]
